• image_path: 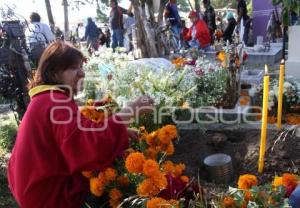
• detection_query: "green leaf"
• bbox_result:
[272,0,282,5]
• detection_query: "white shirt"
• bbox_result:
[25,22,55,45]
[124,16,135,35]
[192,26,197,40]
[77,26,85,39]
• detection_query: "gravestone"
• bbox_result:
[286,26,300,81]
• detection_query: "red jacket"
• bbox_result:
[7,87,128,208]
[183,19,211,48]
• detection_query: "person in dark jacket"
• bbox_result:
[222,12,237,44]
[203,0,216,44]
[109,0,127,49]
[85,17,99,53]
[237,0,251,45]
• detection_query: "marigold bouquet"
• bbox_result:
[80,105,195,208]
[222,173,299,208]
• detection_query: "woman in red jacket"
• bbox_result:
[7,41,153,208]
[183,11,211,49]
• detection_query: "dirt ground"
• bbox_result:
[0,124,299,207]
[170,125,300,185]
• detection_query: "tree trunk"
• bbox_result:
[45,0,55,32]
[189,0,200,13]
[132,0,159,58]
[158,0,167,23]
[62,0,70,40]
[281,25,287,60]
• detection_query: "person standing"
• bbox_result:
[109,0,127,49]
[237,0,250,45]
[203,0,216,44]
[84,17,100,54]
[124,12,135,51]
[164,0,182,50]
[222,12,237,44]
[25,12,55,63]
[104,24,111,48]
[183,11,211,50]
[25,12,55,46]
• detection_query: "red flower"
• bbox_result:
[285,184,297,197]
[158,174,186,200]
[243,52,248,62]
[195,69,205,77]
[185,60,196,66]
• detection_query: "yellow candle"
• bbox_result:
[277,60,285,129]
[258,65,270,173]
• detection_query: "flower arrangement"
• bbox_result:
[222,173,299,207]
[268,79,300,112]
[171,57,187,69]
[80,114,196,207]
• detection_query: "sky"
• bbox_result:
[0,0,130,29]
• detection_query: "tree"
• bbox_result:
[177,0,190,12]
[272,0,300,59]
[62,0,70,40]
[45,0,55,32]
[131,0,159,57]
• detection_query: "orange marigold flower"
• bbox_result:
[90,177,104,197]
[104,168,117,183]
[237,174,258,190]
[157,125,177,144]
[125,152,146,174]
[217,51,226,62]
[162,161,174,174]
[146,131,158,146]
[86,99,94,106]
[286,114,300,125]
[157,130,171,145]
[168,199,179,207]
[146,197,167,208]
[174,163,186,177]
[282,173,298,188]
[223,196,235,207]
[241,201,248,208]
[143,159,160,177]
[117,176,130,186]
[82,171,94,178]
[109,199,120,208]
[244,190,252,201]
[273,176,283,187]
[180,175,189,183]
[97,172,107,185]
[137,178,160,197]
[152,172,168,189]
[109,188,122,201]
[165,142,175,156]
[145,147,158,160]
[163,125,177,139]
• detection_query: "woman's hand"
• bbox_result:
[129,95,154,116]
[116,95,154,125]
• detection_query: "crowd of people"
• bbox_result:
[164,0,252,51]
[23,0,252,58]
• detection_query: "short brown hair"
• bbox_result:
[30,12,41,22]
[29,41,84,89]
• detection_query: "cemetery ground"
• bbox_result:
[0,102,299,207]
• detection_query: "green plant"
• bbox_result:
[0,123,17,154]
[272,0,300,26]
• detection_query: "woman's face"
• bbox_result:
[57,62,85,95]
